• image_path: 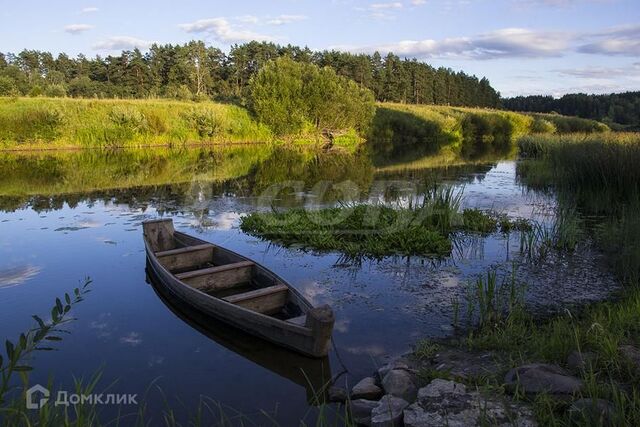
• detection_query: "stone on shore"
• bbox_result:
[352,376,384,400]
[417,379,537,427]
[569,398,614,426]
[504,363,583,395]
[430,347,505,381]
[328,385,348,403]
[566,350,596,372]
[381,369,418,402]
[350,399,379,426]
[370,395,409,427]
[619,345,640,371]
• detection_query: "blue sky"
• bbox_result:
[1,0,638,96]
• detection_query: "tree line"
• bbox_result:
[503,92,640,130]
[0,41,500,108]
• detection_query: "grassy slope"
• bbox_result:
[0,97,273,149]
[0,97,609,150]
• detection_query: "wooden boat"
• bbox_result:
[142,218,334,358]
[146,269,333,404]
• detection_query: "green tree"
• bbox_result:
[249,57,375,135]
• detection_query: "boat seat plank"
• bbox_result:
[176,261,254,292]
[286,315,307,326]
[223,284,288,314]
[155,244,215,272]
[155,243,214,257]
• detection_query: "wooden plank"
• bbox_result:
[176,261,254,292]
[286,315,307,326]
[156,243,213,257]
[143,219,175,252]
[156,244,214,272]
[223,284,288,314]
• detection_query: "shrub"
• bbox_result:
[44,84,67,98]
[249,57,375,136]
[28,85,43,97]
[182,108,225,138]
[530,117,556,134]
[0,76,18,96]
[108,106,147,132]
[0,105,64,143]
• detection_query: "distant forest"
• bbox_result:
[504,92,640,130]
[0,41,500,108]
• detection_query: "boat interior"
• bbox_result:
[144,220,307,325]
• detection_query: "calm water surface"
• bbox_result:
[0,147,617,424]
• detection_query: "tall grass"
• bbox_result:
[368,103,608,163]
[518,132,640,285]
[0,97,273,148]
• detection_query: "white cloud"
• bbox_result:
[64,24,94,34]
[179,17,275,42]
[336,23,640,60]
[236,15,259,24]
[411,0,427,4]
[92,36,155,50]
[337,27,571,59]
[370,1,403,9]
[81,6,99,13]
[555,67,628,78]
[577,24,640,56]
[266,14,307,26]
[516,0,609,7]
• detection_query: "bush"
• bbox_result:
[45,84,67,98]
[165,84,193,101]
[28,85,43,97]
[249,57,375,136]
[0,105,64,143]
[108,106,147,131]
[182,108,225,138]
[530,117,556,134]
[0,76,18,96]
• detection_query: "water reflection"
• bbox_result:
[0,264,42,288]
[0,145,619,424]
[146,267,334,405]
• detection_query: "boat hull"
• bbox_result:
[143,223,333,358]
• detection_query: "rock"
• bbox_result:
[328,386,348,403]
[418,379,466,400]
[378,361,410,380]
[370,395,409,427]
[432,347,505,381]
[569,398,614,426]
[381,369,418,402]
[352,377,384,400]
[504,363,583,395]
[566,350,596,372]
[350,399,379,426]
[403,403,441,427]
[619,345,640,370]
[417,379,537,427]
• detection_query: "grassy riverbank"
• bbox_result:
[370,103,609,163]
[412,132,640,425]
[0,97,608,152]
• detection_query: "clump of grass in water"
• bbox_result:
[461,266,527,330]
[241,185,532,260]
[517,207,583,263]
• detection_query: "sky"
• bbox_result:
[0,0,638,97]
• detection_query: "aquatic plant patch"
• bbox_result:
[240,205,530,259]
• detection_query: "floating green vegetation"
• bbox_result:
[240,200,531,259]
